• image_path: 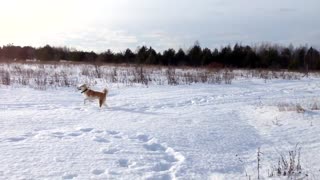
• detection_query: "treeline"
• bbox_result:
[1,43,320,70]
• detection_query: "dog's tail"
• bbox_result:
[101,88,108,107]
[103,88,108,96]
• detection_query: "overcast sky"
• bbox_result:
[0,0,319,52]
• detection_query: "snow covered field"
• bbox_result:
[1,67,320,179]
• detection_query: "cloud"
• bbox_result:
[1,0,320,52]
[279,8,297,13]
[141,31,192,51]
[46,28,139,52]
[52,28,195,52]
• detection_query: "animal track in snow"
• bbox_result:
[51,132,64,138]
[78,128,94,132]
[62,173,78,179]
[106,130,120,135]
[152,161,172,172]
[143,140,166,151]
[118,158,131,167]
[6,137,26,142]
[91,169,105,175]
[101,147,120,154]
[135,133,150,142]
[67,132,82,137]
[4,132,39,142]
[2,128,184,179]
[93,130,104,133]
[112,135,123,139]
[92,136,110,143]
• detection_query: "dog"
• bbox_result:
[78,84,108,108]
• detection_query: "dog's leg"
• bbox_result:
[99,99,103,108]
[84,98,87,105]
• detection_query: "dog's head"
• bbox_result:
[77,84,88,92]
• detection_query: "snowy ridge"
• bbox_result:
[131,133,185,179]
[165,147,185,179]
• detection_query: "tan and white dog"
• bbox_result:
[78,84,108,108]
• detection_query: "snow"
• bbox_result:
[1,77,320,179]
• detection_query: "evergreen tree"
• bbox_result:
[124,48,135,63]
[201,48,212,66]
[175,49,187,66]
[136,46,148,64]
[146,47,157,64]
[162,48,176,66]
[188,42,202,66]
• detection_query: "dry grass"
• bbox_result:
[0,61,312,90]
[277,98,320,113]
[0,62,238,89]
[237,69,302,80]
[268,145,307,178]
[277,103,306,113]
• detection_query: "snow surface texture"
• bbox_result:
[1,78,320,179]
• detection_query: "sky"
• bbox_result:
[0,0,319,52]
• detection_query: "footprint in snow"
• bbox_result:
[144,173,172,180]
[5,132,40,142]
[91,169,105,175]
[152,161,172,172]
[163,153,179,163]
[93,130,104,133]
[143,140,166,152]
[6,137,26,142]
[51,132,65,138]
[135,134,150,142]
[92,136,110,143]
[106,130,120,135]
[106,130,123,139]
[62,173,78,179]
[22,132,38,138]
[101,147,120,154]
[78,128,94,132]
[112,135,123,139]
[118,159,135,168]
[54,157,65,162]
[67,132,82,137]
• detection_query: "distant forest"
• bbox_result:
[1,43,320,70]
